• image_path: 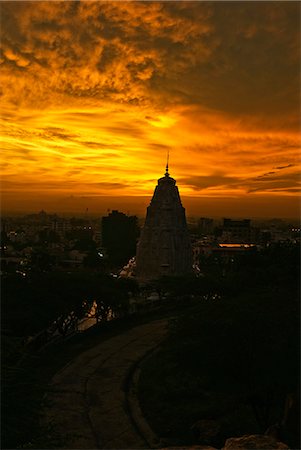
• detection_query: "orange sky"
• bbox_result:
[1,1,300,218]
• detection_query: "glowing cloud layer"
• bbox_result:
[1,1,300,217]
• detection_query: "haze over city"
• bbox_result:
[1,1,300,218]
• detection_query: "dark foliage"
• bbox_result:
[1,270,138,338]
[1,270,139,449]
[139,244,300,448]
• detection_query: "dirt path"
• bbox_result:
[41,319,168,449]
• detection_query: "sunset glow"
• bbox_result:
[1,1,300,217]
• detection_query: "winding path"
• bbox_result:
[41,319,168,449]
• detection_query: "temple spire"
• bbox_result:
[165,148,170,177]
[136,163,193,281]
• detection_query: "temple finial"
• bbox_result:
[165,148,170,177]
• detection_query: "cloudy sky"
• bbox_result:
[1,1,300,217]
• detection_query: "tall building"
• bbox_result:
[136,165,192,281]
[101,210,140,266]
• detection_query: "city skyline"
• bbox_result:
[1,1,300,218]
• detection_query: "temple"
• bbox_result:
[136,163,193,281]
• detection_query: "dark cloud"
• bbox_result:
[1,179,79,190]
[88,182,129,189]
[104,124,146,139]
[81,141,122,150]
[149,142,171,150]
[2,1,298,119]
[256,164,297,179]
[181,170,300,195]
[39,127,79,140]
[257,171,276,179]
[67,170,81,176]
[145,116,159,121]
[180,174,240,190]
[248,171,300,192]
[148,2,300,119]
[274,164,295,170]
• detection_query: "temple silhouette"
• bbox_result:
[136,162,192,281]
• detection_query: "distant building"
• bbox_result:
[136,165,192,281]
[51,217,71,238]
[212,243,257,260]
[220,218,259,243]
[198,217,214,235]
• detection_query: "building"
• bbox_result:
[198,217,214,235]
[220,218,259,243]
[51,216,71,238]
[136,165,192,281]
[101,210,139,266]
